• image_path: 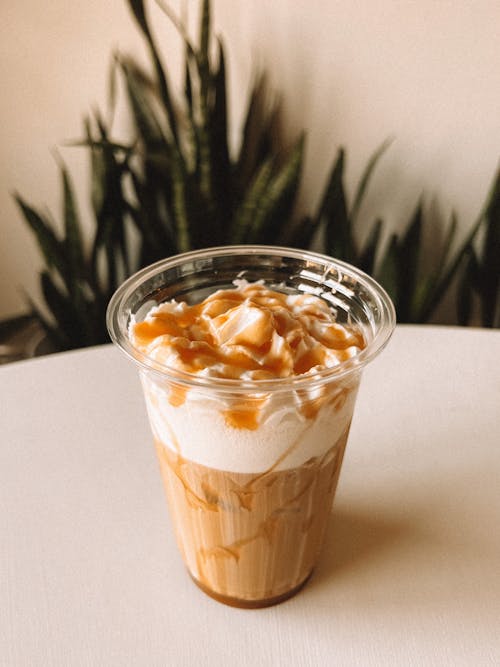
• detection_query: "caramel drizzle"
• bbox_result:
[153,383,351,516]
[192,435,348,590]
[132,283,365,428]
[156,426,350,587]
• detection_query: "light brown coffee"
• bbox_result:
[154,425,350,607]
[132,281,365,605]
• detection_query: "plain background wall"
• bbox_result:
[1,0,499,320]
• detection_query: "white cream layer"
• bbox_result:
[141,373,359,473]
[132,281,364,473]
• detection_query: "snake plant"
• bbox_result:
[12,0,499,354]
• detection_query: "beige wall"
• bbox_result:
[1,0,499,318]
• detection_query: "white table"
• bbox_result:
[1,326,499,666]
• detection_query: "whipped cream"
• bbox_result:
[131,281,365,473]
[131,280,364,381]
[142,374,358,473]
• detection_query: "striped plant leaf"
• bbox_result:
[15,195,68,279]
[15,0,496,360]
[235,136,304,244]
[231,158,274,243]
[478,168,500,326]
[126,0,180,147]
[107,51,120,121]
[183,43,198,174]
[319,148,353,262]
[60,162,85,285]
[198,0,210,100]
[120,58,166,148]
[256,135,305,243]
[40,271,86,348]
[358,218,383,275]
[350,138,392,224]
[170,156,192,252]
[398,202,423,321]
[192,78,213,215]
[85,118,106,226]
[234,75,278,193]
[419,181,493,324]
[127,172,174,257]
[89,115,130,288]
[437,211,459,272]
[413,212,458,323]
[376,233,400,309]
[210,38,232,236]
[457,247,478,326]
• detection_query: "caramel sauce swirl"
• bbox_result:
[131,281,364,380]
[155,426,349,603]
[131,282,364,429]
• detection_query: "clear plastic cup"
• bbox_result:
[107,245,395,607]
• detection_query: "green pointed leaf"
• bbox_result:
[66,136,133,154]
[88,115,130,286]
[231,158,274,243]
[156,0,197,57]
[176,19,213,209]
[319,148,353,261]
[418,189,489,325]
[234,78,262,188]
[170,157,191,252]
[415,211,459,323]
[478,168,500,326]
[257,135,305,243]
[60,162,85,284]
[457,248,479,325]
[241,135,304,244]
[127,0,180,147]
[437,211,459,273]
[40,271,87,348]
[184,46,193,111]
[191,64,213,212]
[358,218,383,275]
[127,172,173,253]
[121,59,166,147]
[107,51,120,119]
[210,38,232,234]
[183,45,199,173]
[199,0,210,68]
[85,118,106,222]
[234,76,277,192]
[197,0,211,101]
[376,233,400,313]
[15,194,68,279]
[196,110,214,206]
[127,0,149,34]
[394,202,422,321]
[410,276,434,323]
[350,138,392,224]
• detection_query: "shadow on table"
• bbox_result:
[310,505,416,588]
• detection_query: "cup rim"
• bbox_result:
[107,245,396,392]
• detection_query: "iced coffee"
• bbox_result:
[130,281,364,606]
[107,246,395,607]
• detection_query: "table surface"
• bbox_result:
[1,325,499,667]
